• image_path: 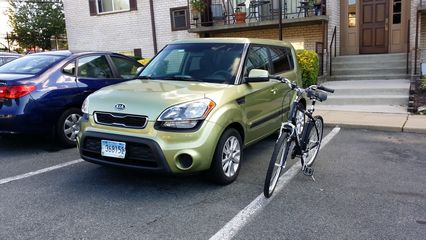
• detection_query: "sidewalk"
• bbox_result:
[317,110,426,134]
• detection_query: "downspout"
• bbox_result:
[149,0,158,54]
[278,0,283,40]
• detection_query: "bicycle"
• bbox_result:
[263,76,334,198]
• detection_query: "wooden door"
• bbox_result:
[360,0,389,54]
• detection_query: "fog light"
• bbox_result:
[177,154,193,169]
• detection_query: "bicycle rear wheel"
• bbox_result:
[302,116,324,167]
[264,133,294,198]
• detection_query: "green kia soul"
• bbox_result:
[77,38,303,184]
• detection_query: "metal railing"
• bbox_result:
[329,25,336,76]
[189,0,327,28]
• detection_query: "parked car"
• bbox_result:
[77,38,304,184]
[0,52,21,66]
[0,51,143,147]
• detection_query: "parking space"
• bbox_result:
[0,128,425,239]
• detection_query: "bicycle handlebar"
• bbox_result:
[317,85,335,93]
[269,75,334,102]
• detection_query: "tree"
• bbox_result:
[7,0,65,51]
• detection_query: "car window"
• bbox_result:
[77,55,113,79]
[269,47,294,74]
[140,43,244,84]
[0,55,65,74]
[244,46,271,77]
[111,56,140,79]
[63,61,76,76]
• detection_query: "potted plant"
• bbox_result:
[190,0,207,21]
[234,7,246,24]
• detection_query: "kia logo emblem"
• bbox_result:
[114,103,126,111]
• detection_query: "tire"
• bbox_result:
[56,108,82,148]
[209,128,243,185]
[264,133,293,198]
[301,116,324,167]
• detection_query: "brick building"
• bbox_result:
[63,0,424,76]
[63,0,196,58]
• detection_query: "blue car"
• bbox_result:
[0,51,143,147]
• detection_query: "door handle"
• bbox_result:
[385,18,389,31]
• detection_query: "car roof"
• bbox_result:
[29,50,134,59]
[170,38,294,48]
[0,52,21,57]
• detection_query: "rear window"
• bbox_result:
[0,54,65,74]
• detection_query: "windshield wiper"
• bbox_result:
[137,74,153,79]
[162,75,194,81]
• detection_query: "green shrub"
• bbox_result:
[422,75,426,89]
[296,49,319,87]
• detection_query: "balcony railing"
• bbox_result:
[189,0,326,28]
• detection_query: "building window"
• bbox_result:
[393,0,402,24]
[170,7,189,31]
[97,0,130,14]
[348,0,356,27]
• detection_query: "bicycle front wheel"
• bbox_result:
[302,116,324,167]
[264,133,293,198]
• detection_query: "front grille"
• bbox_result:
[94,112,148,129]
[82,137,159,168]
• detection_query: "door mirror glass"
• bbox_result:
[245,69,270,83]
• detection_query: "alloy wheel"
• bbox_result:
[63,113,81,142]
[221,136,241,178]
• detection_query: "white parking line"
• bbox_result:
[0,159,84,185]
[209,127,341,240]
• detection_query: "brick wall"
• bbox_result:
[326,0,340,56]
[210,23,323,52]
[153,0,197,54]
[63,0,195,58]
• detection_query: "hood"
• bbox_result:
[87,80,231,119]
[0,73,37,85]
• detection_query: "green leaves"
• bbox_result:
[296,49,319,87]
[7,0,65,50]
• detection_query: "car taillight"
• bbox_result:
[0,85,36,99]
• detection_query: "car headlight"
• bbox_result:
[157,99,216,129]
[81,97,89,114]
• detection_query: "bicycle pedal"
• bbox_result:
[303,166,314,176]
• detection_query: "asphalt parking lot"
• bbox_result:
[0,128,425,240]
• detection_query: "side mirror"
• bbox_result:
[245,69,270,83]
[136,66,144,74]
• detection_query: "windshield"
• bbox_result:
[140,43,244,84]
[0,54,65,75]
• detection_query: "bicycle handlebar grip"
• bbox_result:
[317,85,335,93]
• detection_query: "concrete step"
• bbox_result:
[316,105,408,114]
[333,53,406,63]
[332,67,407,76]
[332,87,409,96]
[329,74,410,81]
[332,61,406,69]
[325,95,408,106]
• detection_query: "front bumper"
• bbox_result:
[79,131,172,172]
[77,115,223,174]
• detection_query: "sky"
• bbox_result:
[0,0,12,46]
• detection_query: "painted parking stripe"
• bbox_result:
[0,159,84,185]
[210,127,341,240]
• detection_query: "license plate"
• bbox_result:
[101,140,126,159]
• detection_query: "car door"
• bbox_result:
[75,54,127,95]
[241,45,284,145]
[268,46,298,122]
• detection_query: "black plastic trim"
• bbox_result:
[79,131,171,172]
